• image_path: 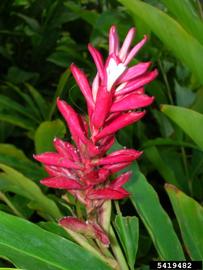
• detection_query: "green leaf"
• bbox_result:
[0,211,112,270]
[6,66,39,84]
[0,192,25,218]
[64,2,99,26]
[0,144,45,179]
[119,0,203,85]
[165,184,203,260]
[144,146,178,185]
[14,0,29,6]
[114,215,139,270]
[144,146,189,192]
[161,0,203,46]
[142,137,197,149]
[35,119,66,153]
[39,221,72,240]
[161,105,203,150]
[14,13,40,31]
[5,82,41,120]
[0,112,35,131]
[25,83,48,120]
[191,87,203,114]
[126,164,185,260]
[48,68,71,120]
[0,95,38,122]
[152,110,174,138]
[0,144,29,162]
[47,51,72,67]
[174,80,196,107]
[0,164,61,220]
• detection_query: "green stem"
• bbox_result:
[114,201,122,215]
[100,200,112,233]
[63,227,117,269]
[0,192,24,218]
[109,225,129,270]
[96,240,115,260]
[76,200,83,219]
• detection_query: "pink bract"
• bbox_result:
[34,25,157,245]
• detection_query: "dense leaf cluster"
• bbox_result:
[0,0,202,269]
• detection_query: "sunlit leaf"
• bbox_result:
[114,215,139,270]
[162,105,203,150]
[166,184,203,260]
[0,164,61,220]
[125,164,185,260]
[119,0,203,85]
[0,211,112,270]
[161,0,203,46]
[35,120,66,153]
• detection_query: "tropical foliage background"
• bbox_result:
[0,0,203,269]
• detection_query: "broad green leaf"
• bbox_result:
[0,95,38,122]
[0,164,61,220]
[0,211,112,270]
[126,164,185,260]
[8,194,33,218]
[5,83,41,120]
[191,87,203,114]
[0,192,24,218]
[161,105,203,150]
[144,146,177,186]
[6,67,39,84]
[47,51,72,67]
[114,215,139,270]
[35,119,66,153]
[0,144,45,179]
[166,184,203,260]
[174,80,196,107]
[152,110,174,138]
[64,2,99,26]
[161,0,203,46]
[136,233,152,259]
[0,144,29,162]
[91,10,129,45]
[0,113,36,131]
[39,221,72,240]
[14,13,40,31]
[14,0,29,5]
[119,0,203,85]
[0,154,44,180]
[144,146,189,192]
[142,138,197,149]
[0,122,14,141]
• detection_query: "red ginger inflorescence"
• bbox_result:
[34,25,157,246]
